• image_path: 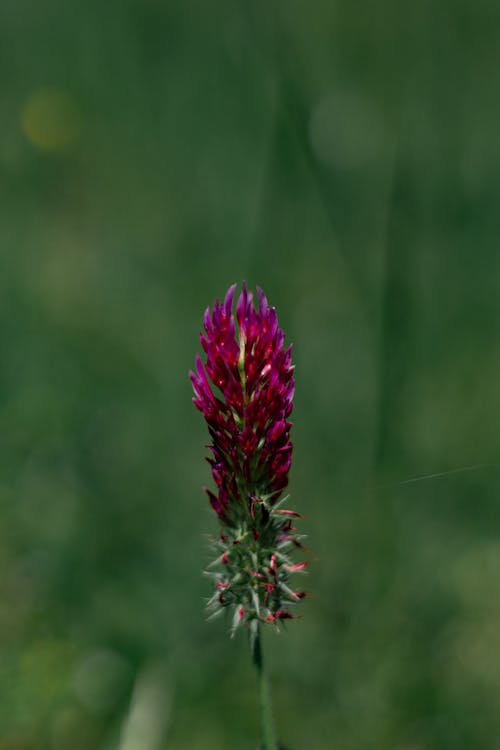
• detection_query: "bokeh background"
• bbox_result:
[1,1,500,748]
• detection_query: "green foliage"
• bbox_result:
[1,1,500,748]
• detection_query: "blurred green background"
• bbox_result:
[1,1,500,748]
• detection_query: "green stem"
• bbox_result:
[252,626,278,750]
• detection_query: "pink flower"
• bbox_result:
[191,284,307,632]
[190,283,294,525]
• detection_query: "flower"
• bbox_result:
[190,283,307,633]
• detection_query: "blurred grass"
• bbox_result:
[1,1,500,748]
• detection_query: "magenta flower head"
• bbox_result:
[190,283,307,637]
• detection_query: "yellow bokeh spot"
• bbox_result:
[21,87,81,152]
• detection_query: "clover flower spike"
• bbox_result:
[190,283,307,633]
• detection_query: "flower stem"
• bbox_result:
[252,626,278,750]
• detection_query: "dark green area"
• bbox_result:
[1,1,500,748]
